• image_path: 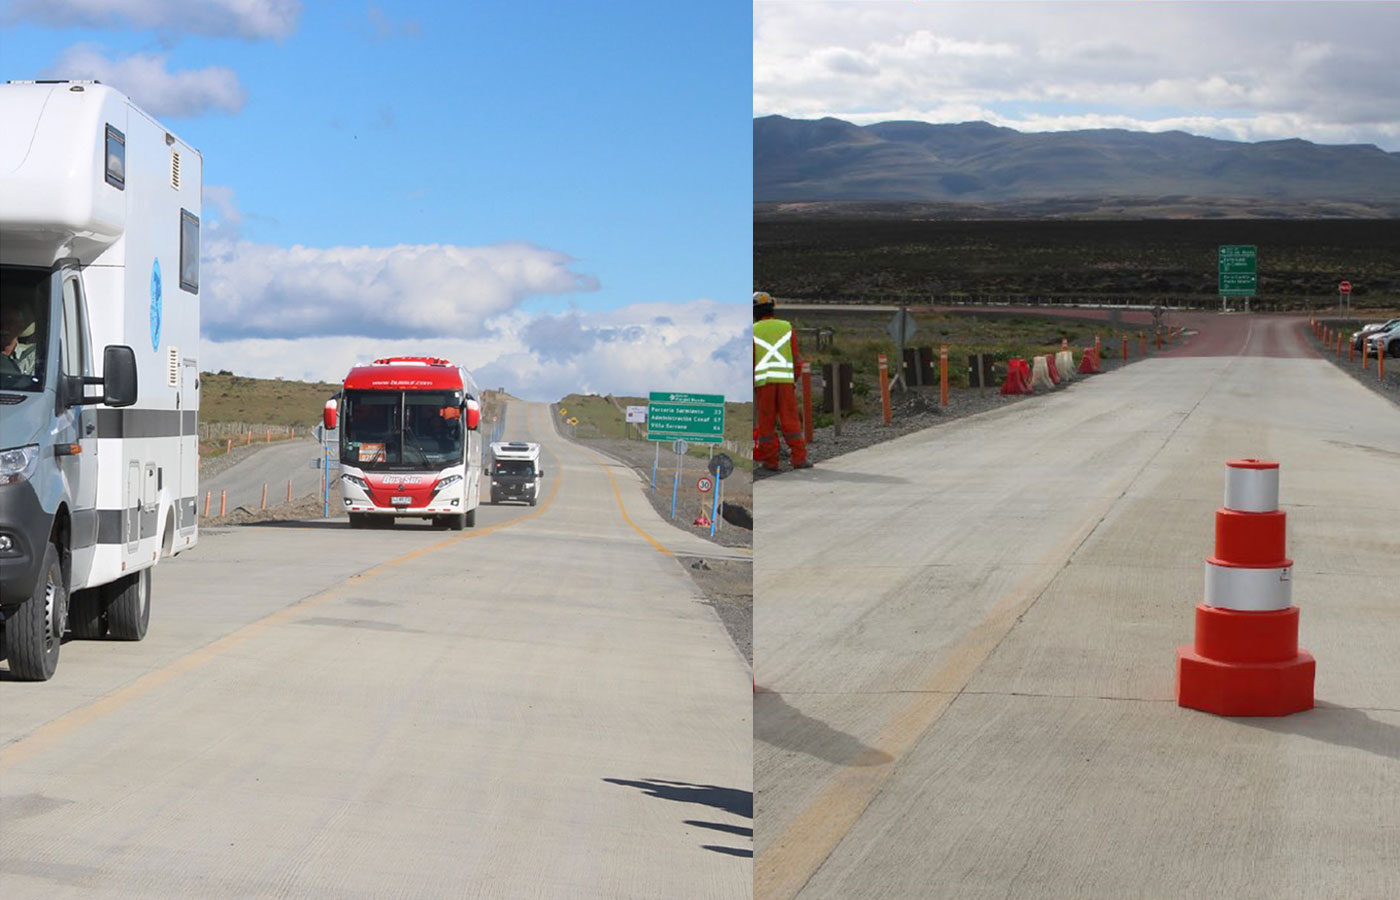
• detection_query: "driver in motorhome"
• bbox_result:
[0,302,38,376]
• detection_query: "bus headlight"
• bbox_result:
[342,473,368,490]
[0,445,40,486]
[435,474,462,492]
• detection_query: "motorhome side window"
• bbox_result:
[60,277,89,378]
[179,210,199,293]
[105,125,125,190]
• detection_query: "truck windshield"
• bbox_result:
[0,265,50,392]
[494,460,536,477]
[340,389,465,470]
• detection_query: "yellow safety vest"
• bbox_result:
[753,318,795,386]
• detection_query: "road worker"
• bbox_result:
[753,291,810,471]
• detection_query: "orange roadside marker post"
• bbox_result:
[1363,340,1370,370]
[1121,332,1128,361]
[1156,328,1162,350]
[261,483,268,510]
[287,479,293,503]
[939,345,949,406]
[878,353,892,426]
[1094,334,1102,361]
[1380,347,1386,381]
[801,361,813,445]
[204,491,211,516]
[1349,338,1355,363]
[225,438,232,454]
[219,490,227,516]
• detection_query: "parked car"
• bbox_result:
[1363,321,1400,358]
[1351,318,1400,350]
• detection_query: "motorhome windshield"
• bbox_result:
[494,459,536,477]
[340,389,465,470]
[0,265,50,393]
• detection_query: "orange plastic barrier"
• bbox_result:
[1000,358,1033,394]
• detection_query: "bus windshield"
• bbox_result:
[340,389,465,470]
[0,265,50,393]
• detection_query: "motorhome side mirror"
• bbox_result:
[324,398,338,430]
[101,345,138,407]
[465,399,481,430]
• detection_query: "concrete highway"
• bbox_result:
[755,314,1399,899]
[1,402,753,899]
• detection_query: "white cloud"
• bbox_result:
[43,45,245,118]
[202,237,600,341]
[200,300,751,403]
[368,2,419,40]
[5,0,301,40]
[755,2,1400,150]
[202,185,243,230]
[195,192,749,403]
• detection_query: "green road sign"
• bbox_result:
[646,391,725,443]
[1219,245,1257,296]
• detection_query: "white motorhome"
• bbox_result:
[0,81,201,680]
[488,441,543,506]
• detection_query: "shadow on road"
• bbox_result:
[755,689,894,767]
[603,777,753,858]
[238,518,349,530]
[1236,702,1400,762]
[755,467,909,485]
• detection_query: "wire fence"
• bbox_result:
[198,422,301,441]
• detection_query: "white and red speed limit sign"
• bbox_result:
[697,477,713,493]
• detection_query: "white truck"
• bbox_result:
[488,441,543,506]
[0,81,202,680]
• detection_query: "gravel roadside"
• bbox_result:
[756,341,1155,477]
[1307,322,1400,405]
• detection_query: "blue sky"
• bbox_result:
[1,0,753,400]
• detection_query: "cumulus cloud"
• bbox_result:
[755,2,1400,150]
[193,196,747,403]
[202,237,599,341]
[5,0,301,40]
[42,45,245,118]
[200,300,751,403]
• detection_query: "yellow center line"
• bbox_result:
[756,497,1114,899]
[0,453,563,771]
[598,463,671,556]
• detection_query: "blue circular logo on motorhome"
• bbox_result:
[150,259,162,350]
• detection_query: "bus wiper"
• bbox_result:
[401,427,429,464]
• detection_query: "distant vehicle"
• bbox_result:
[324,357,483,530]
[0,81,201,680]
[489,441,543,506]
[1351,318,1400,350]
[1363,321,1400,359]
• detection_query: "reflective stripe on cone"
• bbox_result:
[1224,459,1279,512]
[1204,559,1293,611]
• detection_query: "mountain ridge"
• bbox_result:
[755,115,1400,211]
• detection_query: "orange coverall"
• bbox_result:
[754,321,807,469]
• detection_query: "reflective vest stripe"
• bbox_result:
[754,320,795,386]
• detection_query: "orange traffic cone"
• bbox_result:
[1176,459,1314,716]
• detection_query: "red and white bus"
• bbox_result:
[323,357,483,529]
